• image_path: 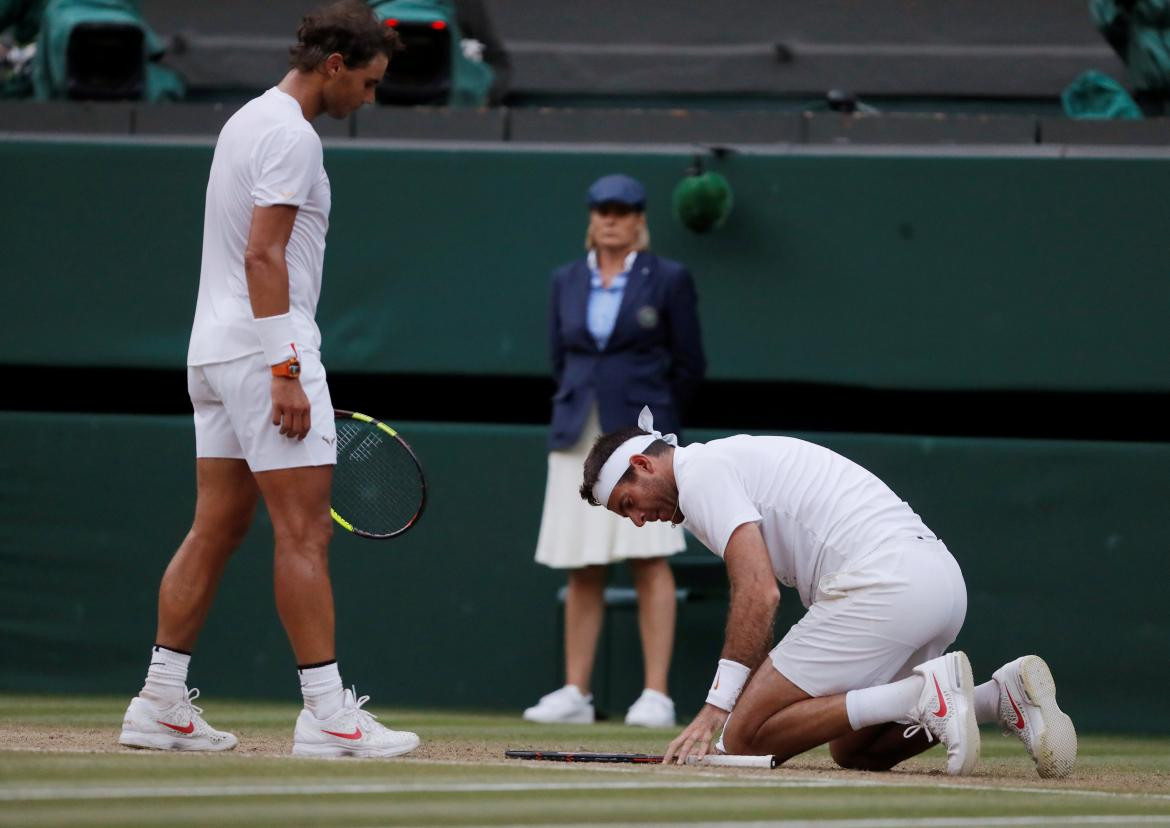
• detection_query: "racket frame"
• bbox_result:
[331,409,427,539]
[504,749,778,768]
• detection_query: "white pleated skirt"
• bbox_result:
[534,404,686,569]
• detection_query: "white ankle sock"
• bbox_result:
[299,661,344,719]
[974,679,1001,724]
[140,645,190,705]
[845,675,925,730]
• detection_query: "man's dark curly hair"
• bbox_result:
[580,428,671,507]
[289,0,402,71]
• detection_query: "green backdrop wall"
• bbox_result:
[1,137,1168,391]
[1,412,1166,734]
[0,137,1166,736]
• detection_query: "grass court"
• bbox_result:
[2,694,1168,827]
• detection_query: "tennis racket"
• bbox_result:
[504,750,777,768]
[330,409,426,539]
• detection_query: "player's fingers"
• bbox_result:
[675,734,699,765]
[272,403,281,428]
[288,408,304,440]
[662,734,685,765]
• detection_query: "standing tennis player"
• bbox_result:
[118,1,418,758]
[579,410,1077,778]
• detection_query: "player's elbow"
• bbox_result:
[243,244,283,276]
[759,581,781,611]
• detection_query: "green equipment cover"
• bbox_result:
[369,0,493,107]
[31,0,183,101]
[1062,69,1143,118]
[1091,0,1170,93]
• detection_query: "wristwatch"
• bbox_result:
[271,358,301,379]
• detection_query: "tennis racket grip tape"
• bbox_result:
[689,754,777,768]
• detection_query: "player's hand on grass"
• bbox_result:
[271,377,311,440]
[663,703,730,765]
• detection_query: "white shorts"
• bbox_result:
[188,350,337,473]
[770,538,967,698]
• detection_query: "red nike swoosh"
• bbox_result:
[1005,688,1026,730]
[158,720,195,734]
[931,674,948,718]
[321,727,362,740]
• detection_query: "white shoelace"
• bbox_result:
[902,719,936,743]
[169,687,205,723]
[348,687,380,729]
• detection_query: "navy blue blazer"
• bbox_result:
[548,252,706,450]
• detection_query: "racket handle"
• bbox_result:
[686,754,777,769]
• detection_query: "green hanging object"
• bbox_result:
[672,160,733,234]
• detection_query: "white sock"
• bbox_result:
[299,661,344,719]
[845,675,925,730]
[140,645,190,705]
[974,679,1001,724]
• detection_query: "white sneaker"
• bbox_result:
[119,687,238,752]
[292,688,419,758]
[522,685,594,724]
[904,651,980,776]
[993,655,1077,779]
[624,689,676,728]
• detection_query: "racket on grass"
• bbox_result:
[504,750,777,768]
[330,409,426,539]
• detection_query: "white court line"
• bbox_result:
[0,779,834,801]
[3,777,1170,804]
[5,749,1170,804]
[458,820,1170,828]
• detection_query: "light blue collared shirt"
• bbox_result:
[586,250,637,350]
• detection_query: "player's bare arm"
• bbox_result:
[664,522,779,764]
[244,204,310,440]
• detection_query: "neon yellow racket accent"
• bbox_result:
[330,508,354,533]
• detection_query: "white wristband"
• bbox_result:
[705,658,750,712]
[254,312,298,366]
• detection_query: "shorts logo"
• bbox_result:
[322,435,335,447]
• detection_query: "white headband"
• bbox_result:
[592,406,678,507]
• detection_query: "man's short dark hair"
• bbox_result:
[289,1,403,71]
[579,428,671,507]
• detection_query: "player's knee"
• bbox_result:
[274,511,333,552]
[720,718,755,756]
[189,516,251,554]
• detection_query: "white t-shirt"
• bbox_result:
[674,435,934,608]
[187,87,331,366]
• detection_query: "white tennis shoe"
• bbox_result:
[904,651,980,776]
[624,689,676,728]
[522,685,594,724]
[292,688,419,758]
[119,687,238,751]
[993,655,1077,779]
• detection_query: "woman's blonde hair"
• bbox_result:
[584,214,650,252]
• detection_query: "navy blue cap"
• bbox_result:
[586,174,646,211]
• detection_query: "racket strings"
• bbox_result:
[333,420,423,536]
